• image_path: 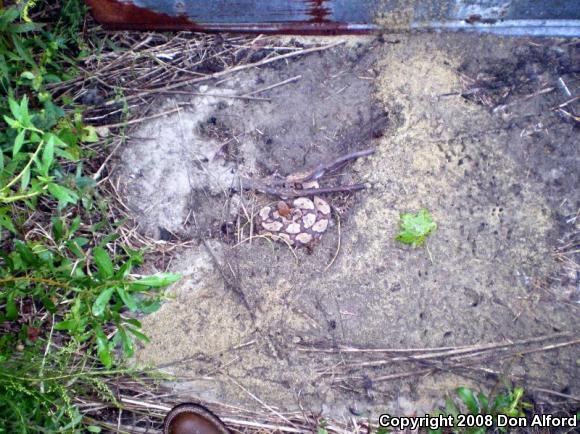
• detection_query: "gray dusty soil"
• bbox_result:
[117,34,579,418]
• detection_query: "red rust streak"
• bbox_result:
[85,0,200,30]
[307,0,331,23]
[84,0,373,35]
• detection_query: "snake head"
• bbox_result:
[277,200,292,217]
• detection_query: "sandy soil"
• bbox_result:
[117,34,579,418]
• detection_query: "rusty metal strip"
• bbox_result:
[85,0,580,36]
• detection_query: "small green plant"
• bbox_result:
[0,341,134,433]
[1,95,95,206]
[16,1,39,23]
[0,6,96,210]
[395,208,437,247]
[0,229,180,367]
[0,3,180,432]
[428,385,532,434]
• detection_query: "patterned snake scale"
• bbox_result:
[255,182,331,246]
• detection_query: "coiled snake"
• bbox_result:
[248,148,375,247]
[255,181,331,246]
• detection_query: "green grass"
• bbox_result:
[0,3,180,432]
[427,385,533,434]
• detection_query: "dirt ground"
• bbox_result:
[117,34,579,418]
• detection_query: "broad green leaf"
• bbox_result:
[139,299,161,314]
[3,116,20,129]
[20,70,35,80]
[5,296,18,320]
[444,397,459,417]
[0,8,20,25]
[52,217,65,241]
[43,74,62,84]
[478,391,489,413]
[131,272,181,288]
[9,21,38,33]
[126,326,150,343]
[99,232,119,246]
[456,387,479,414]
[0,213,17,233]
[66,238,85,258]
[19,95,29,123]
[8,97,21,121]
[70,216,81,234]
[125,318,142,328]
[114,260,132,280]
[117,286,137,311]
[54,319,78,331]
[12,36,35,67]
[92,288,114,317]
[19,165,30,190]
[118,326,134,357]
[75,175,96,189]
[42,136,54,173]
[40,297,58,314]
[96,328,113,368]
[12,129,25,156]
[93,247,114,279]
[52,133,68,148]
[14,240,36,265]
[492,393,511,412]
[47,183,78,205]
[81,126,99,143]
[395,209,437,247]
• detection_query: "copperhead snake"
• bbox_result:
[255,181,331,246]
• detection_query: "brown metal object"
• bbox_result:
[84,0,374,34]
[163,403,230,434]
[84,0,580,37]
[85,0,201,30]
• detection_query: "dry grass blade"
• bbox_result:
[299,331,571,354]
[306,332,579,379]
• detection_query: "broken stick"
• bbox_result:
[240,147,375,198]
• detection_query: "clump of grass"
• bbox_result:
[0,3,180,432]
[1,342,119,433]
[428,384,533,434]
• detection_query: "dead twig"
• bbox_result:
[280,148,376,185]
[101,106,182,129]
[324,211,341,272]
[240,148,375,198]
[299,331,571,354]
[156,90,270,101]
[243,74,302,96]
[241,181,367,198]
[111,41,345,106]
[532,388,580,402]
